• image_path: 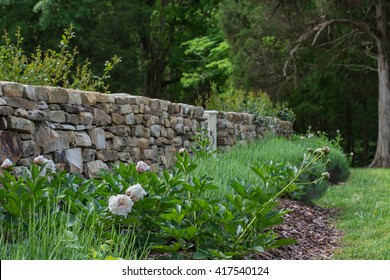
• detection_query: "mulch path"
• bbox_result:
[255,198,342,260]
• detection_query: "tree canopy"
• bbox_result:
[0,0,388,167]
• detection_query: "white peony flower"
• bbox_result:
[1,158,13,170]
[125,183,147,202]
[34,155,48,165]
[136,161,150,173]
[108,195,134,217]
[178,147,188,154]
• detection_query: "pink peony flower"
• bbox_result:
[34,155,48,165]
[108,195,134,217]
[125,183,147,202]
[1,158,13,170]
[136,161,150,173]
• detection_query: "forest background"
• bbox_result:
[0,0,384,166]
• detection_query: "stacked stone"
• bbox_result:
[216,112,258,147]
[216,112,293,148]
[0,81,205,178]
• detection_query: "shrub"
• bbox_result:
[0,25,120,92]
[204,85,296,122]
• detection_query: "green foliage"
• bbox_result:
[0,25,120,92]
[195,136,349,202]
[181,36,233,102]
[102,152,326,259]
[205,87,296,122]
[191,128,217,159]
[0,142,330,259]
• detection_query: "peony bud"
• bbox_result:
[321,172,330,180]
[322,146,330,154]
[34,155,48,165]
[125,183,147,202]
[108,195,134,217]
[1,158,13,170]
[178,148,188,154]
[136,161,150,173]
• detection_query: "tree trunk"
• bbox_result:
[369,0,390,167]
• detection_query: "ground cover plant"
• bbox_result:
[0,141,331,259]
[316,168,390,260]
[195,135,350,202]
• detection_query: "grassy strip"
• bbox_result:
[0,208,149,260]
[195,136,348,199]
[315,168,390,260]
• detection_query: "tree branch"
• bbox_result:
[284,17,380,77]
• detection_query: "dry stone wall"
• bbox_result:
[0,81,293,178]
[216,111,293,148]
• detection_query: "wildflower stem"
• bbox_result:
[235,151,324,245]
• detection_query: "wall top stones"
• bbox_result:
[0,81,292,178]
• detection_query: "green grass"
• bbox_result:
[195,136,349,199]
[315,168,390,260]
[0,208,149,260]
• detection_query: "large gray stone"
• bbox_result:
[79,91,97,106]
[46,87,69,104]
[93,108,111,125]
[68,91,82,105]
[64,148,83,174]
[7,116,35,134]
[22,140,37,157]
[34,127,62,153]
[23,85,38,101]
[112,136,127,151]
[26,110,47,122]
[75,131,92,147]
[82,149,96,162]
[88,128,106,150]
[84,160,109,178]
[79,112,94,125]
[137,138,149,149]
[2,97,37,110]
[96,150,119,162]
[0,131,23,164]
[48,110,66,123]
[0,106,14,116]
[111,113,124,125]
[1,82,24,98]
[151,125,161,137]
[124,113,135,124]
[61,104,85,113]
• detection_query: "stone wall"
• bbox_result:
[215,111,293,148]
[0,81,292,178]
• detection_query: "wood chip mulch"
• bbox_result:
[254,198,342,260]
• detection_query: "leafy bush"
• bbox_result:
[204,86,296,122]
[0,25,120,92]
[195,136,349,202]
[0,146,328,259]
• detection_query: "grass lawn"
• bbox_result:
[315,168,390,260]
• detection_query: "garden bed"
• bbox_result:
[257,199,342,260]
